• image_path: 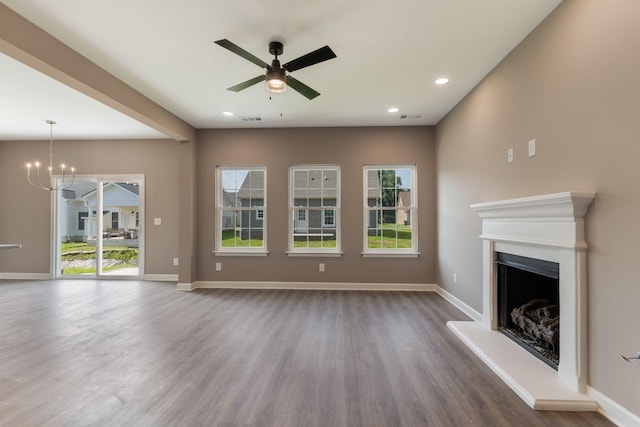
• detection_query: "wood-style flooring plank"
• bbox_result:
[0,280,614,426]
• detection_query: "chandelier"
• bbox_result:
[26,120,75,191]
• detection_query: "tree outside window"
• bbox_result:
[364,165,417,255]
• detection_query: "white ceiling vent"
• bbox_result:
[239,116,263,122]
[400,114,423,119]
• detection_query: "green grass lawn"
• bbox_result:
[221,229,264,248]
[293,237,337,248]
[367,224,412,248]
[62,263,138,275]
[221,226,411,249]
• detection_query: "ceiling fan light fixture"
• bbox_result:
[266,68,286,93]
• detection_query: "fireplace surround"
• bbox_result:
[447,191,597,411]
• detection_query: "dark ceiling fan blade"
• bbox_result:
[215,39,269,69]
[227,75,266,92]
[283,45,336,72]
[286,75,321,100]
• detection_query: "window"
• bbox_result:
[78,212,88,231]
[363,165,418,256]
[323,209,335,226]
[215,166,267,254]
[111,212,119,229]
[289,166,341,255]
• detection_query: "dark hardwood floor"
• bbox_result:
[0,280,614,426]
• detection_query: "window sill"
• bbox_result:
[361,252,420,258]
[213,251,269,257]
[287,251,343,258]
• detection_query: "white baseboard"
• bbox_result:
[144,274,178,282]
[434,285,482,322]
[588,386,640,427]
[190,281,436,292]
[176,282,195,291]
[0,273,50,280]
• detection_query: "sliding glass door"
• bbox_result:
[54,175,144,279]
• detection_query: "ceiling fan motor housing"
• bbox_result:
[269,41,284,56]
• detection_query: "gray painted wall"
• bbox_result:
[435,0,640,416]
[196,127,436,284]
[0,138,180,275]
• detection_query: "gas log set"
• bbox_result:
[510,298,559,357]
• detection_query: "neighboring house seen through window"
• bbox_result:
[363,165,417,256]
[216,166,267,254]
[289,166,340,255]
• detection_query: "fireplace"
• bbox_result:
[447,192,597,411]
[496,252,559,368]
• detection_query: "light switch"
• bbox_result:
[507,148,514,163]
[154,217,161,225]
[528,139,536,157]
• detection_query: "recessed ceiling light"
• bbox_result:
[222,111,234,116]
[387,107,399,113]
[435,77,450,85]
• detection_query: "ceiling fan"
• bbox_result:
[214,39,337,100]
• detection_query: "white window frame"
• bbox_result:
[214,166,268,256]
[362,165,418,257]
[288,165,342,257]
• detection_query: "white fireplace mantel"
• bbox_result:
[448,191,598,411]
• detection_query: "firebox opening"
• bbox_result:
[496,253,560,369]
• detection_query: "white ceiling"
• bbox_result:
[0,0,562,140]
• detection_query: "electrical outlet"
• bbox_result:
[173,258,179,266]
[453,273,457,283]
[215,262,222,271]
[319,263,325,273]
[154,217,161,225]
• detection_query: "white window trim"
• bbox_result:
[288,165,341,256]
[362,165,418,257]
[214,165,268,256]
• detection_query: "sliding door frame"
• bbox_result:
[51,174,145,279]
